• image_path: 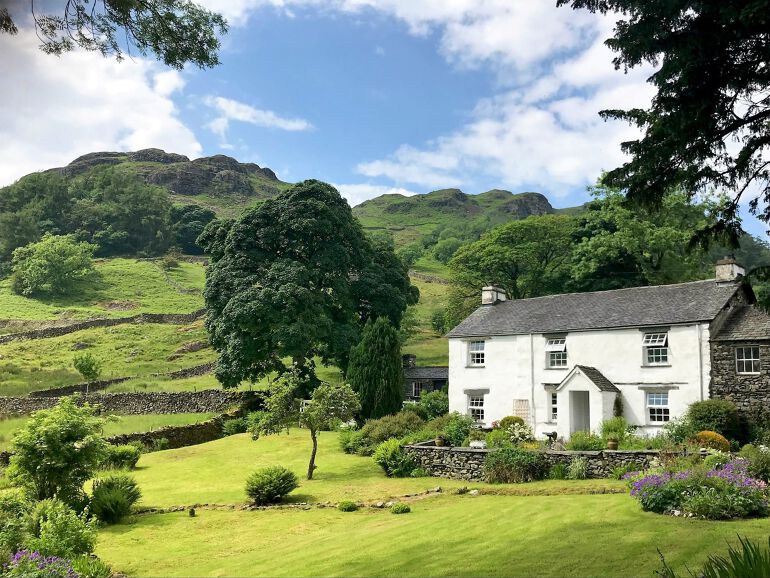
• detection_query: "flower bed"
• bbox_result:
[626,458,769,520]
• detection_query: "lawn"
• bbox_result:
[0,321,215,395]
[0,412,214,450]
[0,258,204,322]
[95,430,770,577]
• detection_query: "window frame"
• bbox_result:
[646,391,670,424]
[736,346,761,375]
[468,340,486,367]
[412,381,422,399]
[549,392,558,423]
[643,332,669,366]
[468,394,485,423]
[545,338,568,369]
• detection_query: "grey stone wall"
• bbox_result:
[0,390,260,417]
[0,309,205,345]
[404,442,659,480]
[710,341,770,414]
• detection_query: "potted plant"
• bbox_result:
[469,429,487,449]
[606,435,619,451]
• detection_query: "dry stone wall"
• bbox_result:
[404,442,659,480]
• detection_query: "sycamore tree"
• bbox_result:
[199,180,418,392]
[558,0,770,242]
[347,317,403,420]
[251,370,360,480]
[1,0,227,69]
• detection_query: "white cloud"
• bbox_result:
[333,182,418,206]
[203,96,313,144]
[0,33,201,186]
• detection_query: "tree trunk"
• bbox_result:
[307,427,318,480]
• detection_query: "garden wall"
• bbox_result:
[0,309,206,345]
[0,390,260,416]
[404,442,660,481]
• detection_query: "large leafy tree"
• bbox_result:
[170,204,216,254]
[347,317,403,420]
[1,0,227,69]
[11,234,97,296]
[200,180,417,389]
[558,0,770,241]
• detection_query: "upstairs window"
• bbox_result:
[643,333,669,365]
[468,395,485,422]
[647,392,670,423]
[736,346,760,374]
[469,341,485,366]
[545,338,567,368]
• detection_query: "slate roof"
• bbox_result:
[447,279,742,338]
[574,365,620,393]
[403,366,448,380]
[713,306,770,341]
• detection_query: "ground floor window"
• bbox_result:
[412,381,422,398]
[646,391,670,423]
[549,392,558,422]
[468,394,485,422]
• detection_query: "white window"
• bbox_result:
[736,346,760,374]
[545,338,567,368]
[643,333,669,365]
[468,395,485,422]
[412,382,421,398]
[469,341,485,366]
[647,392,670,423]
[549,392,558,422]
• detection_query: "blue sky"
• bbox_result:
[1,0,768,238]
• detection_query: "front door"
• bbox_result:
[569,390,590,433]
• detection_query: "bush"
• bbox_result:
[739,444,770,482]
[484,447,548,483]
[27,499,96,558]
[507,422,535,446]
[150,437,169,452]
[5,550,78,578]
[663,416,696,444]
[418,391,449,419]
[373,438,416,477]
[71,555,112,578]
[495,416,524,430]
[565,431,604,451]
[0,490,32,560]
[703,451,732,471]
[10,234,96,296]
[485,429,513,449]
[73,352,102,382]
[692,430,731,452]
[549,463,568,480]
[90,473,142,524]
[700,536,770,577]
[391,503,411,514]
[687,399,740,441]
[337,501,358,512]
[410,468,429,478]
[401,403,428,421]
[222,417,248,436]
[610,463,637,480]
[245,466,298,505]
[442,413,475,447]
[338,428,366,454]
[566,457,589,480]
[355,412,425,456]
[101,444,141,470]
[600,416,630,443]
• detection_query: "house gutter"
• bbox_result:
[530,333,536,426]
[697,323,705,401]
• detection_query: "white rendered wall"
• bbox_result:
[449,321,710,438]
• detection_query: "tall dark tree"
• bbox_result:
[170,204,216,254]
[2,1,227,69]
[200,180,418,389]
[347,317,403,420]
[559,0,770,242]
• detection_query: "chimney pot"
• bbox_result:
[402,354,416,369]
[715,255,745,283]
[481,286,507,305]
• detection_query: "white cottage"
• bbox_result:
[447,259,759,439]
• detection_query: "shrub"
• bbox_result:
[566,457,589,480]
[739,444,770,482]
[401,403,428,421]
[703,451,732,471]
[71,555,112,578]
[610,463,637,480]
[90,473,141,524]
[600,416,630,443]
[27,499,96,558]
[418,391,449,419]
[495,416,524,430]
[484,447,548,483]
[693,430,730,452]
[663,416,696,444]
[337,501,358,512]
[549,463,568,480]
[657,536,770,578]
[0,490,33,560]
[391,503,411,514]
[442,413,475,447]
[245,466,298,505]
[101,444,141,470]
[150,437,169,452]
[5,550,78,578]
[373,438,416,477]
[73,352,102,382]
[355,412,425,456]
[687,399,740,441]
[338,428,366,454]
[507,422,535,446]
[485,429,512,449]
[565,431,604,451]
[10,234,96,296]
[222,417,248,436]
[410,468,429,478]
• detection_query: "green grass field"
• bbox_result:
[0,412,214,450]
[402,277,449,366]
[94,430,770,577]
[0,321,215,396]
[0,259,204,322]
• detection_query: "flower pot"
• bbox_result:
[607,440,619,450]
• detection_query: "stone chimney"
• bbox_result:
[481,286,507,305]
[402,354,416,369]
[715,256,745,283]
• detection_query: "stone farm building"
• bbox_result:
[402,354,448,402]
[447,258,770,438]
